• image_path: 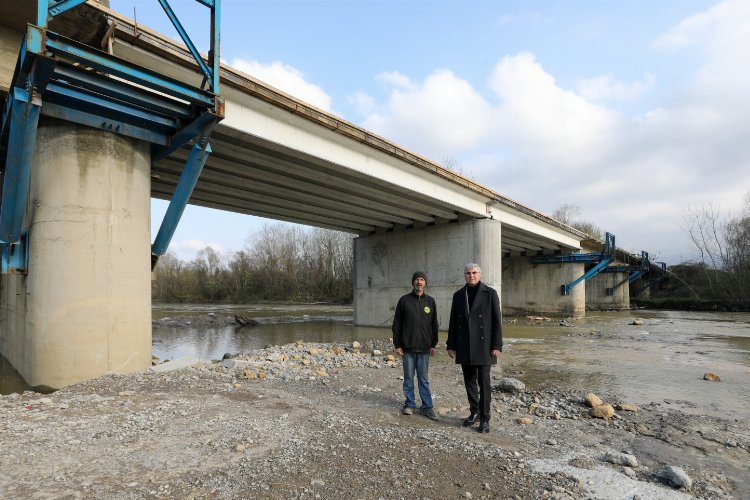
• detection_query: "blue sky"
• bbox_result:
[110,0,749,264]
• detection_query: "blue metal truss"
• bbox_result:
[529,232,617,295]
[0,0,223,273]
[603,251,649,296]
[632,262,667,297]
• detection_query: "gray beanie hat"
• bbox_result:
[411,271,427,284]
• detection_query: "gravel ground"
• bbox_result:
[1,339,747,499]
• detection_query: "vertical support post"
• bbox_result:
[0,88,42,245]
[210,0,221,94]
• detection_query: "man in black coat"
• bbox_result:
[446,263,503,433]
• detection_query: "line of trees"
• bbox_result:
[152,224,354,303]
[661,193,750,303]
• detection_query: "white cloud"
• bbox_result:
[577,73,655,101]
[653,0,750,88]
[375,71,414,90]
[170,240,223,261]
[230,58,332,111]
[364,69,494,160]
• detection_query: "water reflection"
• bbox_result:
[153,320,392,361]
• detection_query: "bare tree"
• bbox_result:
[552,204,603,239]
[681,193,750,300]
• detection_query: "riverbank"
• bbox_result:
[1,339,747,499]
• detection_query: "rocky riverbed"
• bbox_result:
[1,339,747,499]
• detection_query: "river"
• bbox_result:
[3,306,749,421]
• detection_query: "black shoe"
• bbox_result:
[477,421,490,433]
[462,413,479,427]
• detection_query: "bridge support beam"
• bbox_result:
[0,118,152,390]
[353,219,502,328]
[502,257,586,317]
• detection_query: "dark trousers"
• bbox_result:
[461,364,492,421]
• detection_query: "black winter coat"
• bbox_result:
[392,291,439,352]
[446,282,503,365]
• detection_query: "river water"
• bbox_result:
[3,306,749,420]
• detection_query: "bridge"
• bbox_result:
[0,1,658,390]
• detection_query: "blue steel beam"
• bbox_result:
[40,30,216,108]
[47,0,89,18]
[46,81,177,129]
[562,257,614,296]
[0,88,42,245]
[210,0,221,93]
[1,232,29,274]
[156,0,214,85]
[151,135,214,264]
[152,109,222,161]
[52,64,193,120]
[41,102,170,145]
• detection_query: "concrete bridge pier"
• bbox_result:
[0,118,152,390]
[586,272,630,310]
[501,257,586,317]
[353,219,502,328]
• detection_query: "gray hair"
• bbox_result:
[464,263,481,273]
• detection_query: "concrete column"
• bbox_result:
[353,219,502,328]
[0,118,152,390]
[501,257,585,317]
[586,272,630,310]
[630,277,651,300]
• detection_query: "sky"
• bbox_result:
[110,0,750,265]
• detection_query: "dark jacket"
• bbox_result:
[446,282,503,365]
[392,291,439,352]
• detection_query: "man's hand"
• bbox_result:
[447,349,455,359]
[395,347,404,356]
[490,349,501,357]
[429,347,436,357]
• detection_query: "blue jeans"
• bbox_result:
[402,351,433,410]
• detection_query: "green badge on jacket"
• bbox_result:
[424,306,431,314]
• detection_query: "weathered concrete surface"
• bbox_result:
[0,118,152,390]
[586,271,630,310]
[353,219,502,327]
[501,256,586,317]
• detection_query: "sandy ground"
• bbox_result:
[1,339,747,499]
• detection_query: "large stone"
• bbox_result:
[616,402,638,412]
[496,378,525,393]
[590,403,614,419]
[150,355,201,373]
[658,465,693,490]
[584,393,603,407]
[603,451,638,467]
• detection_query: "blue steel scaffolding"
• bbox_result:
[529,232,617,296]
[0,0,224,273]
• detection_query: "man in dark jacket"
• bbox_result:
[392,271,439,420]
[446,263,502,433]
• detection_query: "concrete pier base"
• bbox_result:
[0,118,152,390]
[353,219,502,328]
[501,257,585,317]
